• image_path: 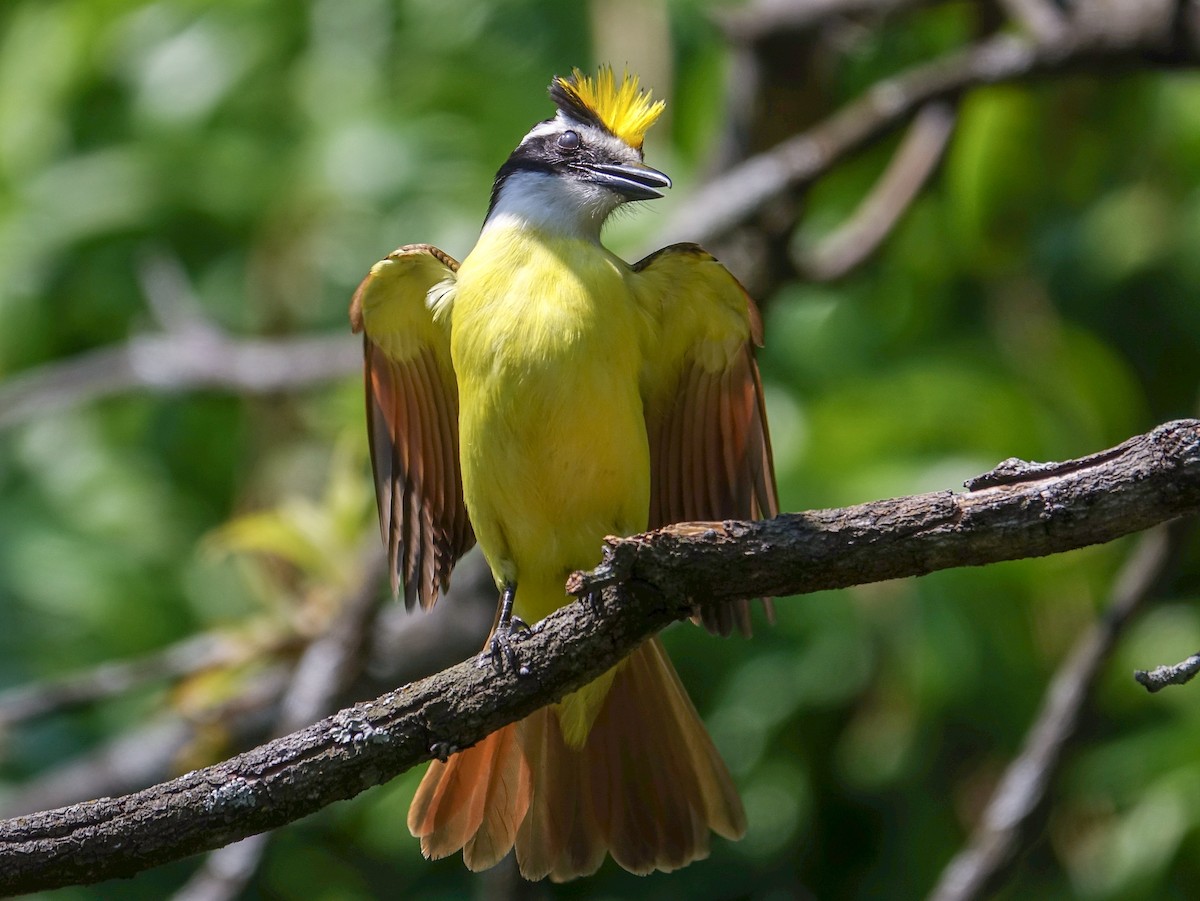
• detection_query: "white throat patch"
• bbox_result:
[483,169,619,242]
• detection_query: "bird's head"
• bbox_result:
[483,67,671,239]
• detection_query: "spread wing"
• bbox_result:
[634,243,779,637]
[349,244,474,610]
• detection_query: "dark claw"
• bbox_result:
[487,620,531,677]
[478,582,531,676]
[585,591,604,616]
[430,741,458,762]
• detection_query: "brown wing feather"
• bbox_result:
[351,244,475,610]
[634,244,779,636]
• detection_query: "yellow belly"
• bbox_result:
[451,226,650,622]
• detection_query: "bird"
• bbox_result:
[349,66,777,882]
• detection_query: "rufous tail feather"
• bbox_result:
[407,637,744,881]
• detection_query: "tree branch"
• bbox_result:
[569,419,1200,602]
[0,420,1197,894]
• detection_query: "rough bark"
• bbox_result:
[1,419,1198,896]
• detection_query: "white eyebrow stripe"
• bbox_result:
[517,117,638,162]
[522,119,562,142]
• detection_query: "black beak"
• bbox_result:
[583,161,672,201]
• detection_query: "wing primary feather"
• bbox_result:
[411,350,446,607]
[434,353,472,584]
[407,354,434,606]
[717,366,741,517]
[386,430,406,600]
[364,341,416,605]
[701,368,729,520]
[689,362,710,521]
[418,347,458,589]
[646,413,663,528]
[633,243,780,636]
[695,364,717,518]
[668,388,686,527]
[363,346,399,596]
[393,356,428,610]
[377,354,413,603]
[686,363,731,636]
[681,362,702,523]
[749,347,780,519]
[661,380,685,530]
[717,363,745,514]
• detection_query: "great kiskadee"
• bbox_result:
[349,67,777,881]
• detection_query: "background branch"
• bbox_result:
[717,0,924,43]
[926,521,1189,901]
[0,329,358,430]
[0,2,1191,419]
[1,419,1197,895]
[663,0,1196,254]
[795,100,957,281]
[998,0,1069,43]
[0,632,261,729]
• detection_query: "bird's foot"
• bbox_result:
[480,615,531,677]
[585,590,604,616]
[430,740,459,762]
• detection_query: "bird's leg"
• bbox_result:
[585,588,604,616]
[484,582,531,676]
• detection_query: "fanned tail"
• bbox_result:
[407,721,530,870]
[407,637,744,881]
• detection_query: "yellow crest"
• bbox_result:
[550,66,665,151]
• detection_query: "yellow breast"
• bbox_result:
[450,225,651,621]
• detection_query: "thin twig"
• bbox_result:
[0,669,289,819]
[926,521,1189,901]
[998,0,1070,43]
[0,633,244,729]
[0,242,361,430]
[170,835,272,901]
[276,546,388,732]
[1134,652,1200,692]
[136,247,221,339]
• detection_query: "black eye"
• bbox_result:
[557,130,580,152]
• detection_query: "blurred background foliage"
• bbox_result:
[1,0,1199,898]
